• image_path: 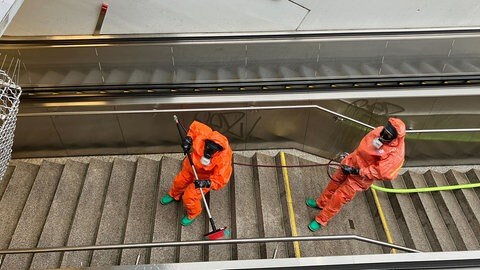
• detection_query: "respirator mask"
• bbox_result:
[200,139,223,166]
[372,121,398,149]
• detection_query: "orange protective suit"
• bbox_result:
[315,118,406,226]
[168,121,233,219]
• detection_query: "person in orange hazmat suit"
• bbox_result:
[160,120,233,226]
[306,117,406,231]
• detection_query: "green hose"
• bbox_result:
[371,182,480,193]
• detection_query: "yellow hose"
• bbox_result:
[371,182,480,193]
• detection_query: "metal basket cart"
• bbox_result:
[0,66,21,181]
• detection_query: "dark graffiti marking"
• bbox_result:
[193,111,261,140]
[350,99,405,116]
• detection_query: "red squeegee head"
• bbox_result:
[204,227,230,240]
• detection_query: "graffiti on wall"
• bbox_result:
[350,99,405,116]
[193,111,261,140]
[343,99,405,126]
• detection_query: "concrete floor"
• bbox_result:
[5,0,480,36]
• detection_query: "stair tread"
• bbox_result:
[365,179,406,253]
[446,170,480,244]
[120,157,159,265]
[424,170,479,250]
[232,154,261,260]
[31,160,88,270]
[298,154,342,256]
[61,159,113,268]
[277,153,320,258]
[0,162,39,249]
[404,171,456,252]
[255,153,287,259]
[90,158,137,267]
[0,165,15,199]
[1,161,64,270]
[151,156,182,264]
[208,154,234,262]
[388,176,432,252]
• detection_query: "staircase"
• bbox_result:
[0,151,480,269]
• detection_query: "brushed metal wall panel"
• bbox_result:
[12,94,480,166]
[242,103,310,151]
[13,116,67,158]
[49,106,127,156]
[115,104,179,154]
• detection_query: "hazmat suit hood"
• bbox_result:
[201,130,232,169]
[386,117,406,147]
[188,121,232,171]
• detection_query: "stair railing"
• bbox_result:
[0,234,420,256]
[18,104,480,134]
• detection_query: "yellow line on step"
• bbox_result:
[371,188,396,254]
[280,151,301,258]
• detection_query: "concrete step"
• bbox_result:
[90,158,137,267]
[61,159,113,268]
[232,153,262,260]
[446,170,480,245]
[178,185,207,263]
[0,162,39,249]
[364,178,406,253]
[207,157,234,262]
[424,170,479,251]
[151,156,182,264]
[254,153,288,259]
[285,152,382,257]
[3,153,480,267]
[294,153,342,257]
[30,160,88,270]
[466,169,480,199]
[344,185,383,256]
[120,157,159,265]
[402,171,456,251]
[278,153,320,258]
[384,175,431,252]
[1,161,64,270]
[0,165,15,199]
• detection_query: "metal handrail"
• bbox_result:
[4,27,480,48]
[0,234,420,255]
[17,104,480,134]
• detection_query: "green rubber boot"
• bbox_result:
[160,194,175,205]
[181,215,196,226]
[306,198,322,210]
[308,220,323,232]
